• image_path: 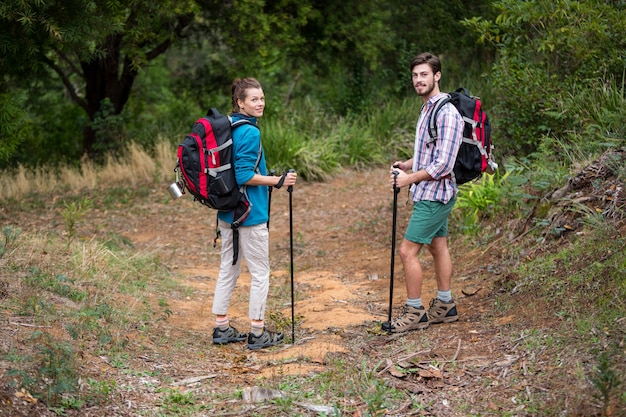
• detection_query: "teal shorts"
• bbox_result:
[404,197,456,244]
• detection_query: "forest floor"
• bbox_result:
[1,166,624,416]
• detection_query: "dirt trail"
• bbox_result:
[4,155,623,416]
[2,167,522,416]
[127,168,452,372]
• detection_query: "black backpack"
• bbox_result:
[175,108,261,264]
[428,88,497,185]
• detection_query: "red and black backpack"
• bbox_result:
[174,108,261,264]
[428,88,497,185]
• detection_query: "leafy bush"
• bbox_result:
[452,170,512,234]
[463,0,626,156]
[0,92,33,167]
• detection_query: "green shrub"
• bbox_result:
[463,0,626,157]
[453,170,511,234]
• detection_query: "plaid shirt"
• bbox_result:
[410,92,464,204]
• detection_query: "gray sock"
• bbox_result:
[407,298,423,309]
[437,290,452,303]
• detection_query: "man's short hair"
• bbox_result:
[410,52,441,75]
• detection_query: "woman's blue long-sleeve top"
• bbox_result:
[217,114,269,227]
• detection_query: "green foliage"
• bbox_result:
[303,358,404,415]
[156,387,205,415]
[0,0,199,157]
[2,80,87,168]
[452,170,512,234]
[91,99,126,156]
[262,98,416,180]
[0,225,22,260]
[1,227,191,412]
[1,0,495,164]
[553,78,626,152]
[591,351,623,413]
[86,378,118,403]
[124,55,201,148]
[357,360,402,415]
[262,111,339,181]
[0,92,34,167]
[25,269,88,303]
[28,331,80,407]
[512,220,625,326]
[65,303,119,347]
[363,98,420,161]
[488,54,562,154]
[464,0,626,156]
[286,0,494,114]
[61,197,92,244]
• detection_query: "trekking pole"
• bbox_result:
[267,170,275,229]
[385,168,401,331]
[287,169,296,343]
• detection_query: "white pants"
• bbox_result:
[212,220,270,320]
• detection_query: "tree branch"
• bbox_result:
[144,13,194,61]
[42,55,89,113]
[51,45,82,77]
[145,38,172,61]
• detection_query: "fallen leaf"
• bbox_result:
[417,366,443,379]
[388,365,406,378]
[14,389,37,404]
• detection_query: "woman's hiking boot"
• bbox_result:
[212,326,248,345]
[427,298,458,324]
[382,305,429,333]
[247,328,284,350]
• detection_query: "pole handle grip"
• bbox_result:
[287,169,295,192]
[392,171,399,193]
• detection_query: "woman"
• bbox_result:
[211,77,297,350]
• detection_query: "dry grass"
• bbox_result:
[0,139,176,201]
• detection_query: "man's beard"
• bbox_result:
[415,82,435,97]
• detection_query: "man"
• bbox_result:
[383,52,464,333]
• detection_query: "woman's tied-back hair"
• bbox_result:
[409,52,441,76]
[232,77,263,113]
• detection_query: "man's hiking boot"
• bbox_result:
[247,328,284,350]
[381,305,429,333]
[212,326,248,345]
[427,298,458,324]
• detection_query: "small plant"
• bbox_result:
[0,225,22,259]
[453,170,511,234]
[24,269,88,302]
[86,378,117,403]
[158,297,173,320]
[61,197,91,244]
[591,351,622,414]
[356,359,404,415]
[158,387,200,415]
[162,388,196,405]
[25,331,80,407]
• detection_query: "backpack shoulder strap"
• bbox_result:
[229,117,260,131]
[227,117,262,171]
[427,94,451,143]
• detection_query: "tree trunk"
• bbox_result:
[80,33,138,158]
